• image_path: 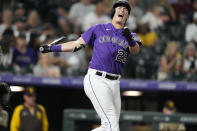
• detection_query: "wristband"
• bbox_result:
[50,45,62,52]
[128,39,136,47]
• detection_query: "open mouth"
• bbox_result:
[118,14,124,18]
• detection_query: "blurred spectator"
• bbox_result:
[187,0,197,22]
[126,16,137,31]
[59,35,88,76]
[2,27,15,38]
[185,12,197,44]
[167,0,179,4]
[129,0,144,23]
[1,0,196,81]
[0,9,13,35]
[0,0,3,11]
[68,0,95,28]
[57,6,72,35]
[138,23,159,47]
[158,0,176,24]
[159,100,186,131]
[14,3,26,19]
[0,35,14,67]
[0,105,9,131]
[181,43,197,80]
[172,0,193,20]
[26,10,42,33]
[10,87,48,131]
[102,0,111,15]
[28,32,41,51]
[58,17,72,36]
[12,17,27,38]
[82,0,111,31]
[39,24,55,43]
[0,28,15,71]
[43,34,87,76]
[27,32,40,65]
[141,5,163,31]
[42,36,69,69]
[57,6,69,18]
[158,41,181,80]
[12,34,37,73]
[33,53,61,77]
[134,0,157,12]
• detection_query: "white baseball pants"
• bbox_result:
[84,68,121,131]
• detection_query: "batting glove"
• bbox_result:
[39,44,51,53]
[122,27,136,47]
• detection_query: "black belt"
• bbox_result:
[96,71,119,80]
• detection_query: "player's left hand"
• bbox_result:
[122,27,133,44]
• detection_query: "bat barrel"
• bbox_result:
[50,36,66,46]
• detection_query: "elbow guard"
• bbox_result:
[73,44,85,52]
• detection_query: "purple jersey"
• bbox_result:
[12,47,38,67]
[82,23,142,75]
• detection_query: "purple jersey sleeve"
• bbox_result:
[131,33,142,47]
[81,24,98,46]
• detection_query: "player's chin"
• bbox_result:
[116,19,126,25]
[116,17,123,21]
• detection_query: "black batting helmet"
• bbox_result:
[0,82,11,106]
[111,0,131,18]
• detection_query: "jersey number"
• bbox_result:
[116,50,128,63]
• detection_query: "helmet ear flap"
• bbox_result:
[110,8,115,19]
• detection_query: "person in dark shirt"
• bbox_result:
[187,0,197,22]
[12,34,38,73]
[172,0,193,20]
[158,0,177,24]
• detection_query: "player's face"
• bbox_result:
[24,95,36,107]
[163,107,176,115]
[113,6,129,25]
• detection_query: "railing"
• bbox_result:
[63,109,197,131]
[0,74,197,91]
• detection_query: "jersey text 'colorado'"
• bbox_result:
[82,23,141,74]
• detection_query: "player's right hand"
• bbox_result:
[39,44,51,53]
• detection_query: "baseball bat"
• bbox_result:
[39,36,66,52]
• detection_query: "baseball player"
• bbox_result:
[40,0,142,131]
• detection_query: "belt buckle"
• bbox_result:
[102,71,107,78]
